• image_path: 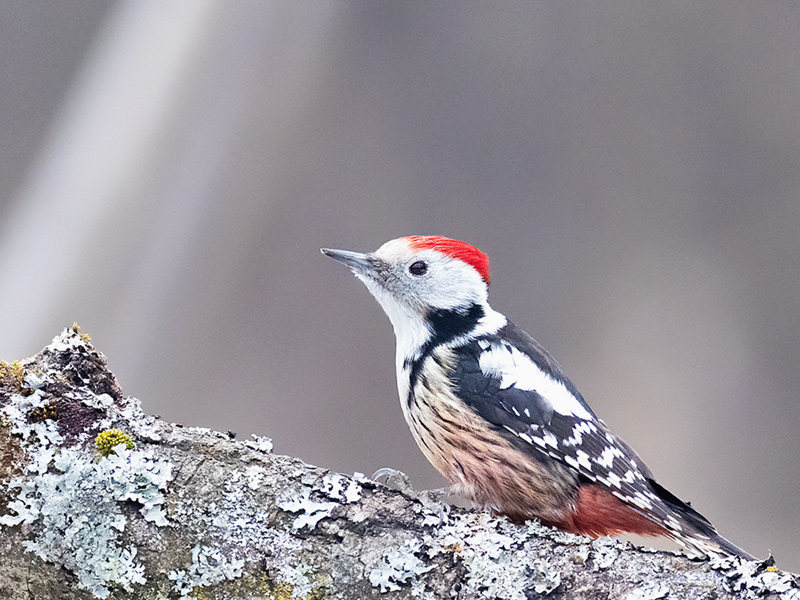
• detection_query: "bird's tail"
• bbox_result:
[647,479,756,561]
[671,527,756,561]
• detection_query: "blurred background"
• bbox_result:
[1,1,798,568]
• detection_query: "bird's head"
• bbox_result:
[322,236,494,350]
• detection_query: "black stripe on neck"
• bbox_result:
[427,303,485,349]
[404,303,485,404]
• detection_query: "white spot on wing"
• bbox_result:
[665,515,682,530]
[562,420,596,447]
[542,430,559,449]
[575,450,592,471]
[478,343,593,419]
[596,446,619,469]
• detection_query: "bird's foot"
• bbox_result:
[371,467,413,494]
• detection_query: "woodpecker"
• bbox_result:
[322,235,755,560]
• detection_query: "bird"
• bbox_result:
[322,235,755,560]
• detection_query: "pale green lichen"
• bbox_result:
[244,434,274,453]
[199,470,321,598]
[95,428,135,457]
[1,386,173,598]
[426,514,564,599]
[1,389,61,446]
[710,555,800,598]
[168,544,244,597]
[97,395,163,442]
[369,541,433,593]
[0,442,173,598]
[267,562,326,599]
[278,490,339,531]
[320,473,361,504]
[627,582,670,599]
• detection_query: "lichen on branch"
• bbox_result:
[0,328,797,599]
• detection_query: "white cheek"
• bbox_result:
[356,273,431,359]
[417,264,486,310]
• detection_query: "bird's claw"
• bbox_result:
[372,467,413,493]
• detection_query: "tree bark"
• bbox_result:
[0,327,796,599]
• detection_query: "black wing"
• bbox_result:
[450,321,679,526]
[449,320,754,557]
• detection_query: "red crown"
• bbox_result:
[403,236,490,284]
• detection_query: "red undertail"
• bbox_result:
[546,485,667,538]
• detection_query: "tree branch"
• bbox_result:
[0,327,796,599]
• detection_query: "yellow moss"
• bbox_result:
[183,574,326,600]
[72,322,92,342]
[28,400,58,423]
[258,577,326,600]
[445,542,463,554]
[272,583,296,600]
[766,565,778,572]
[94,428,135,457]
[0,361,25,389]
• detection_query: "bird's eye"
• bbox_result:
[408,261,428,276]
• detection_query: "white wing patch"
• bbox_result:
[575,449,593,471]
[471,337,682,533]
[597,446,623,469]
[562,420,598,447]
[478,342,593,420]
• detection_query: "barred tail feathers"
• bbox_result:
[647,478,756,560]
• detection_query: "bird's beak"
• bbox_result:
[321,247,375,275]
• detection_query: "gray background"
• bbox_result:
[0,2,797,568]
